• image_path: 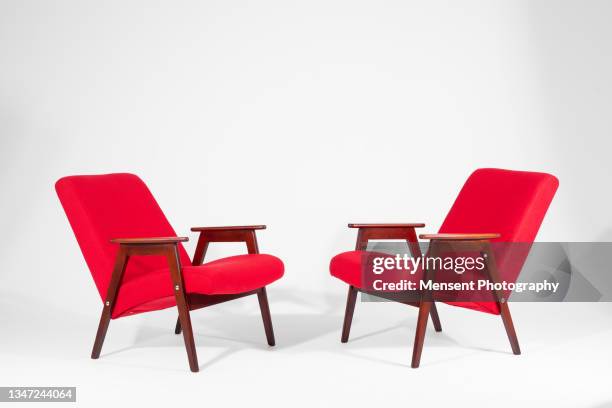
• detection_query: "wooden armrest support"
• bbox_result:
[348,223,426,228]
[102,237,187,333]
[350,223,425,251]
[110,237,189,245]
[418,233,500,241]
[190,225,266,232]
[191,226,264,263]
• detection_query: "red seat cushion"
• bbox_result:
[113,254,284,318]
[330,251,366,288]
[330,250,500,314]
[330,250,420,289]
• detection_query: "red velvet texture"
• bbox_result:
[56,173,284,318]
[330,168,558,315]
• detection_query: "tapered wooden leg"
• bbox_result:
[164,246,199,372]
[341,286,358,343]
[430,302,442,332]
[174,317,182,334]
[92,248,128,360]
[257,287,276,346]
[91,308,111,359]
[481,244,521,356]
[500,302,521,355]
[411,301,432,368]
[175,302,198,372]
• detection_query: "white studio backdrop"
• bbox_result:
[1,0,611,317]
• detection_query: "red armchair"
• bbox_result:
[56,173,284,372]
[330,168,558,367]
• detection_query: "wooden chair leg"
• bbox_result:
[430,301,442,332]
[500,302,521,355]
[174,317,182,334]
[341,286,358,343]
[411,301,432,368]
[92,247,128,360]
[163,245,199,372]
[175,302,199,372]
[481,243,521,356]
[257,287,276,346]
[91,307,111,359]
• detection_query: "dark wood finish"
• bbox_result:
[191,234,209,267]
[257,288,276,346]
[354,226,428,242]
[408,238,522,368]
[342,228,368,342]
[355,228,367,251]
[429,302,442,332]
[499,303,521,354]
[343,226,520,367]
[164,244,199,372]
[174,317,182,335]
[481,243,521,355]
[109,237,188,244]
[246,230,260,254]
[191,225,266,231]
[100,228,279,372]
[189,229,258,243]
[419,233,500,241]
[188,291,258,310]
[174,227,277,349]
[245,232,275,346]
[91,246,129,359]
[337,222,523,367]
[404,228,442,332]
[500,304,521,354]
[339,223,443,349]
[410,242,439,368]
[189,226,264,261]
[349,223,426,228]
[411,300,432,368]
[341,286,358,343]
[92,240,200,372]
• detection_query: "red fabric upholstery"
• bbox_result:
[330,250,502,314]
[330,168,558,315]
[331,250,378,288]
[440,168,558,313]
[439,168,558,243]
[56,173,284,318]
[330,250,421,289]
[113,254,284,318]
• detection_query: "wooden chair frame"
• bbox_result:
[91,225,276,373]
[340,224,520,368]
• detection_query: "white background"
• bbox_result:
[1,1,611,407]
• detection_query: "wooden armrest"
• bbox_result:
[110,237,189,245]
[348,223,425,228]
[190,225,264,262]
[191,225,266,232]
[418,233,500,241]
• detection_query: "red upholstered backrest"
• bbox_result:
[56,173,191,301]
[438,169,558,308]
[439,168,559,243]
